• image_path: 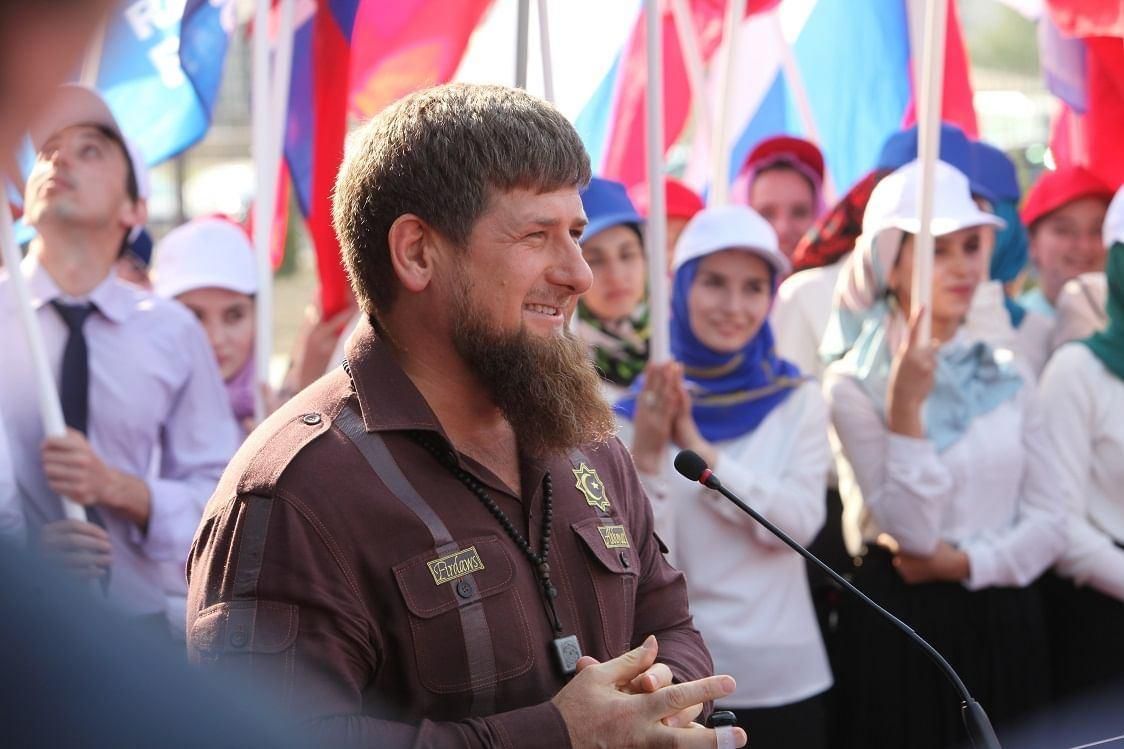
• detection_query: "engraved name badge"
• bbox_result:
[598,524,630,549]
[427,546,485,586]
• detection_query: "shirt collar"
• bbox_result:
[343,316,550,500]
[344,315,451,437]
[21,252,135,324]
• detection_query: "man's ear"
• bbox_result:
[388,214,437,293]
[121,197,147,234]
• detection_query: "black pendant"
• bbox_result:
[552,634,582,675]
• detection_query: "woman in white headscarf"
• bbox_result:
[823,160,1065,748]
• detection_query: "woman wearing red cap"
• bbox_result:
[737,135,826,259]
[1019,165,1114,318]
[629,177,704,272]
[1038,187,1124,701]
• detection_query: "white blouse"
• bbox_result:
[771,259,846,379]
[824,351,1066,590]
[619,381,833,708]
[1039,344,1124,601]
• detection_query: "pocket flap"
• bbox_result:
[572,517,639,575]
[190,599,298,655]
[393,535,514,619]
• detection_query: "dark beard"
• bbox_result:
[451,282,617,459]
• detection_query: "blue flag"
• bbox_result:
[93,0,236,165]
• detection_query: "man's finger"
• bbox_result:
[590,635,658,684]
[652,723,747,748]
[647,674,736,719]
[42,531,113,554]
[42,520,112,545]
[574,656,600,674]
[660,702,703,728]
[627,662,673,693]
[52,549,113,570]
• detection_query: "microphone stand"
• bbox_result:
[677,452,1002,749]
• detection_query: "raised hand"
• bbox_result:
[888,307,939,439]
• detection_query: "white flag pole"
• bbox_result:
[707,0,745,206]
[912,0,949,343]
[669,0,712,150]
[535,0,556,103]
[769,10,836,204]
[645,0,670,364]
[515,0,530,89]
[251,0,296,422]
[0,204,85,522]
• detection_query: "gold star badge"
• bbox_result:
[573,463,610,512]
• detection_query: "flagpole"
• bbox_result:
[515,0,530,89]
[0,203,85,522]
[251,0,296,421]
[769,10,836,204]
[535,0,555,103]
[79,18,107,86]
[708,0,745,206]
[669,0,712,154]
[912,0,949,343]
[645,0,670,364]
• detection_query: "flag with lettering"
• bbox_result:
[95,0,237,164]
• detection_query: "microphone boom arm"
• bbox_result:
[676,451,1001,749]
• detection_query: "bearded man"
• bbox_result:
[185,84,743,748]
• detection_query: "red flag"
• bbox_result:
[1050,37,1124,189]
[900,0,978,138]
[1046,0,1124,38]
[292,0,492,317]
[600,0,781,188]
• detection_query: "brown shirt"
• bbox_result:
[186,321,713,747]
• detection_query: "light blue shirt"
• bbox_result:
[1018,286,1056,319]
[0,256,240,615]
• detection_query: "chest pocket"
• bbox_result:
[392,535,534,694]
[571,516,640,656]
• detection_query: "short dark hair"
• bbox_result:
[95,125,139,203]
[332,83,592,321]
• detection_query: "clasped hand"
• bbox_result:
[552,635,746,748]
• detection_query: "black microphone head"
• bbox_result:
[674,450,708,482]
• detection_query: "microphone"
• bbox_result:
[673,449,1002,749]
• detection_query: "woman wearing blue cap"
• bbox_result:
[617,205,832,748]
[577,177,650,399]
[824,160,1064,748]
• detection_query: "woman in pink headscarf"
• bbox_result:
[736,135,826,259]
[153,217,259,436]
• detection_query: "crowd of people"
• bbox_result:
[3,73,1124,748]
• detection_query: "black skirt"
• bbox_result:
[1039,571,1124,701]
[833,546,1051,749]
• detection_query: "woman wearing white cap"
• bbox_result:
[154,217,259,435]
[1037,186,1124,701]
[822,160,1065,748]
[617,205,832,748]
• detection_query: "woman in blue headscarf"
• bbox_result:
[823,160,1065,749]
[617,205,832,749]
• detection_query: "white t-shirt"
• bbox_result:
[824,351,1066,589]
[1039,343,1124,601]
[618,381,833,708]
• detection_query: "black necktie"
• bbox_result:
[50,300,105,528]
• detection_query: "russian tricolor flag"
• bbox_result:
[575,0,976,198]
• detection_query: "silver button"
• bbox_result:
[301,413,322,426]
